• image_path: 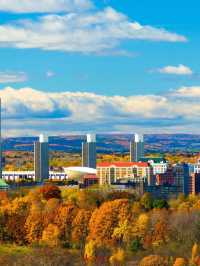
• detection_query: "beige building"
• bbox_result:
[97,162,152,185]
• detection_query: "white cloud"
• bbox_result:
[172,86,200,97]
[0,7,186,53]
[46,71,55,78]
[0,0,93,13]
[0,86,200,136]
[158,64,192,75]
[0,71,27,83]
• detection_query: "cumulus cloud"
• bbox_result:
[172,86,200,97]
[0,86,200,136]
[0,7,186,53]
[0,71,27,83]
[158,64,192,75]
[0,0,93,13]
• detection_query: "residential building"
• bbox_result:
[130,133,144,162]
[82,134,96,169]
[34,134,49,181]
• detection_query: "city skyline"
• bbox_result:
[0,0,200,136]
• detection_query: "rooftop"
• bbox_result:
[140,157,167,163]
[97,162,149,167]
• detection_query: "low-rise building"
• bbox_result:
[140,157,168,175]
[97,162,152,185]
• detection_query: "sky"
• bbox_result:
[0,0,200,136]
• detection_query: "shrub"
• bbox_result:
[139,255,168,266]
[40,185,61,200]
[173,258,187,266]
[109,248,126,266]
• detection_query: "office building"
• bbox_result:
[188,173,200,195]
[97,161,152,185]
[156,166,174,185]
[194,157,200,174]
[34,134,49,181]
[173,163,189,195]
[82,134,96,169]
[140,157,168,175]
[130,134,144,162]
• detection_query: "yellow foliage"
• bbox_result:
[84,240,96,261]
[41,223,60,247]
[131,213,149,240]
[109,248,126,266]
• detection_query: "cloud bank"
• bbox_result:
[0,7,186,53]
[0,0,93,13]
[0,86,200,136]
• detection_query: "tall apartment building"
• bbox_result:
[130,134,144,162]
[97,162,152,185]
[82,134,96,169]
[34,134,49,181]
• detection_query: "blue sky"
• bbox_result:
[0,0,199,136]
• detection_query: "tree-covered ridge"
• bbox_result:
[1,186,200,265]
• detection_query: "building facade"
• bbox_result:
[82,134,96,169]
[140,157,168,175]
[130,134,144,162]
[34,134,49,181]
[188,173,200,195]
[97,162,151,185]
[173,163,190,194]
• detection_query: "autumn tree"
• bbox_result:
[88,199,132,245]
[71,209,91,248]
[4,197,29,244]
[41,223,60,247]
[140,193,153,210]
[54,202,78,247]
[25,201,45,244]
[40,185,61,200]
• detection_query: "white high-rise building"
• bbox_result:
[82,133,96,169]
[34,134,49,181]
[130,133,144,162]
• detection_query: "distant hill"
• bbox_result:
[2,134,200,154]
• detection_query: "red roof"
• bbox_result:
[97,162,149,168]
[83,174,98,179]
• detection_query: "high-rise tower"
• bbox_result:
[130,133,144,162]
[34,134,49,181]
[82,134,96,169]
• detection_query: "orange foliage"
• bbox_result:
[88,199,132,244]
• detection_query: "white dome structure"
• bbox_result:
[64,167,97,181]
